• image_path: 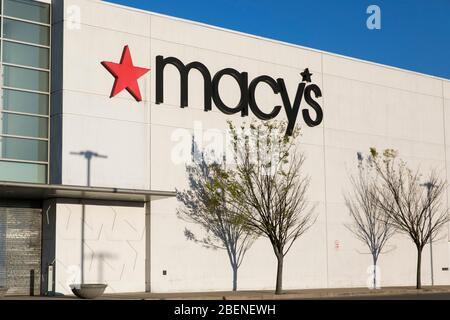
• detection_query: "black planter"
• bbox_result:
[70,284,107,299]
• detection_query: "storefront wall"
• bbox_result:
[49,0,450,293]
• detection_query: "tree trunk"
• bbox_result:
[416,247,422,289]
[232,264,238,291]
[372,255,377,289]
[226,247,239,292]
[275,254,284,295]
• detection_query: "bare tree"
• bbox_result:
[369,148,449,289]
[344,153,396,289]
[221,121,316,295]
[176,143,255,291]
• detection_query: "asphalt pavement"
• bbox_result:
[323,292,450,300]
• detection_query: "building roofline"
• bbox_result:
[99,0,449,83]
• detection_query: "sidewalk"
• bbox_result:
[2,286,450,300]
[100,285,450,300]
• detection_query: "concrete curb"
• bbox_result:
[146,287,450,300]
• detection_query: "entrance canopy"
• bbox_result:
[0,181,175,203]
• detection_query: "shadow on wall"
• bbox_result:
[90,252,118,284]
[176,138,256,291]
[69,150,109,286]
[70,150,108,187]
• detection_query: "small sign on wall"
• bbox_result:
[334,240,341,250]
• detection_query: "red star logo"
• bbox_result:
[101,45,150,102]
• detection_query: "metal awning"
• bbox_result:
[0,181,176,203]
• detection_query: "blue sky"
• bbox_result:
[105,0,450,80]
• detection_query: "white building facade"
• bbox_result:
[0,0,449,295]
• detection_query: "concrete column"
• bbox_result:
[41,199,57,296]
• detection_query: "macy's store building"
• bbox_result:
[0,0,449,296]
